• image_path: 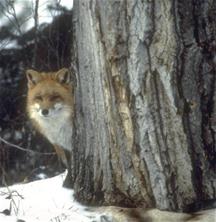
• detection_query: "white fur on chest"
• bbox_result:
[29,103,73,151]
[36,115,72,151]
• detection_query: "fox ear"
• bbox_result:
[26,69,41,88]
[55,68,72,85]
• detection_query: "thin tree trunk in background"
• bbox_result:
[33,0,39,68]
[70,0,216,211]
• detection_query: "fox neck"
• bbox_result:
[34,114,73,151]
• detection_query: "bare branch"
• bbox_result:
[0,136,55,156]
[0,0,23,35]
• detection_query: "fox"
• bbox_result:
[25,68,75,184]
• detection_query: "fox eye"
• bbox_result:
[34,95,43,101]
[50,95,61,101]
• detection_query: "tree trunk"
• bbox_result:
[70,0,216,211]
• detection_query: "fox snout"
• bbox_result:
[41,109,49,116]
[32,103,63,118]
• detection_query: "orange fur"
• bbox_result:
[26,68,75,164]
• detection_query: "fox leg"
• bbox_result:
[53,145,67,166]
[53,145,72,187]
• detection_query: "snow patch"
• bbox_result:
[0,171,103,222]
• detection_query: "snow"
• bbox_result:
[0,171,103,222]
[0,172,215,222]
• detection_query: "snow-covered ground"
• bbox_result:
[0,172,215,222]
[0,171,104,222]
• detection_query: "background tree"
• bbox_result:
[70,0,216,211]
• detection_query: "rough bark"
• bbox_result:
[70,0,216,211]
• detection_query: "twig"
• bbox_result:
[6,0,23,36]
[0,0,23,36]
[0,136,55,156]
[1,167,20,216]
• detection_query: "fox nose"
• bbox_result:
[41,109,49,116]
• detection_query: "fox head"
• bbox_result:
[26,68,75,121]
